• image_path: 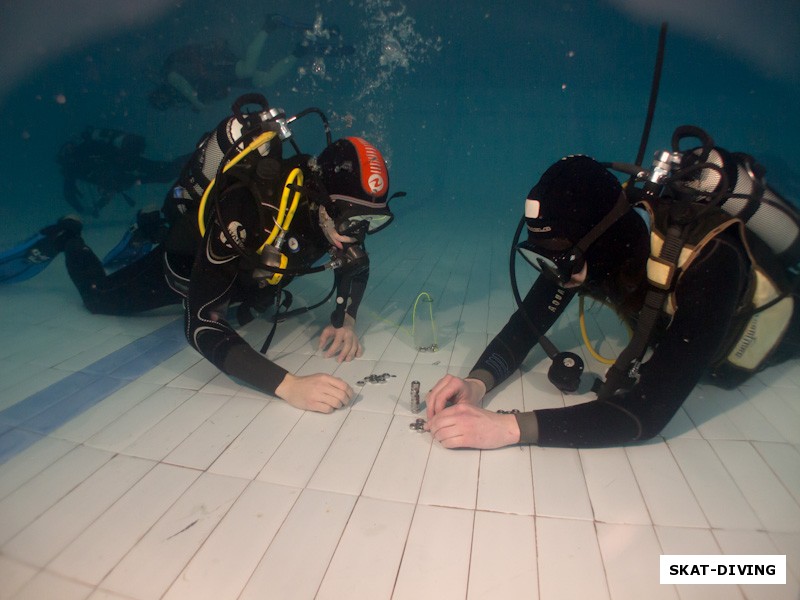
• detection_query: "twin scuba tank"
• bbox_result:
[684,149,800,278]
[642,125,800,280]
[623,125,799,376]
[180,94,335,288]
[531,125,800,393]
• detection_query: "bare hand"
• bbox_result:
[319,206,357,250]
[425,374,486,420]
[275,372,353,413]
[427,403,521,449]
[319,314,363,362]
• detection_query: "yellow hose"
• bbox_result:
[198,130,278,237]
[411,292,437,348]
[578,295,628,365]
[263,167,303,247]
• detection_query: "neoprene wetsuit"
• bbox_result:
[468,231,800,448]
[184,156,370,396]
[58,130,185,216]
[64,153,369,398]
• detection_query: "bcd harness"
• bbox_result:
[594,127,799,400]
[509,24,800,395]
[185,93,371,352]
[509,130,800,398]
[198,133,304,287]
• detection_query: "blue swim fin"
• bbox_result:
[102,207,166,271]
[102,227,155,270]
[0,233,58,284]
[0,215,83,284]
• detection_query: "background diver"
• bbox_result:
[57,126,188,217]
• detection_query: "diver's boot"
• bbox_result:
[63,236,108,312]
[36,215,83,259]
[136,206,168,244]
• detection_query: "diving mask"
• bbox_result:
[335,212,394,238]
[516,237,585,286]
[330,193,394,237]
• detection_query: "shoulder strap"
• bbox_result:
[594,213,687,398]
[595,198,752,398]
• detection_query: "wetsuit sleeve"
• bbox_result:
[531,235,748,447]
[468,277,575,392]
[344,262,368,321]
[331,254,369,323]
[185,185,289,396]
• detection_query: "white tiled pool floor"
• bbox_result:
[0,223,799,599]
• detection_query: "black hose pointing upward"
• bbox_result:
[633,22,669,170]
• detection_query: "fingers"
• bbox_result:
[425,377,448,419]
[427,409,466,448]
[427,404,520,450]
[322,374,353,404]
[319,326,343,356]
[329,227,357,248]
[323,334,339,357]
[336,233,357,245]
[311,401,336,414]
[320,327,362,362]
[319,206,357,250]
[309,375,353,412]
[318,327,334,350]
[335,337,362,363]
[425,374,462,419]
[439,434,466,449]
[324,333,344,358]
[278,372,354,413]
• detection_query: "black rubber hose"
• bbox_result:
[633,22,668,169]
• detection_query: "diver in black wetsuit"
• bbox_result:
[178,135,393,412]
[10,102,397,413]
[57,127,186,217]
[425,150,800,449]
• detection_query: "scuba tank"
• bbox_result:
[187,93,374,353]
[596,124,800,395]
[195,94,334,284]
[681,144,800,276]
[509,20,799,396]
